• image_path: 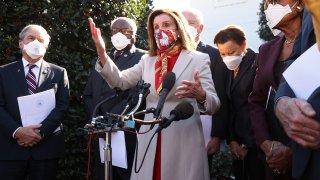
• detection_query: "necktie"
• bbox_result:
[113,50,123,60]
[26,64,37,94]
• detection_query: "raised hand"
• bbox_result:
[175,71,206,102]
[88,17,108,65]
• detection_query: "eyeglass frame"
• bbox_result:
[111,28,134,36]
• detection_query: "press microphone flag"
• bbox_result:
[156,101,194,133]
[153,72,176,119]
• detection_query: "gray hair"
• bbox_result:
[181,8,204,24]
[19,24,50,45]
[110,17,137,34]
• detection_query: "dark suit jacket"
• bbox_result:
[196,41,229,139]
[248,35,289,146]
[275,9,319,179]
[83,46,146,121]
[0,60,69,160]
[226,48,257,147]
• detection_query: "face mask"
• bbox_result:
[188,25,198,40]
[154,29,177,51]
[111,32,131,50]
[223,55,243,70]
[264,2,298,36]
[23,40,46,59]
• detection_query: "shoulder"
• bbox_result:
[204,43,218,52]
[0,61,20,74]
[245,48,257,67]
[0,61,19,69]
[135,53,155,67]
[197,41,220,61]
[259,35,284,52]
[131,47,147,60]
[44,61,67,73]
[188,49,210,59]
[198,41,219,53]
[184,50,211,67]
[245,48,257,60]
[135,48,147,55]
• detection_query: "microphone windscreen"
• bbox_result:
[171,101,194,120]
[162,72,176,91]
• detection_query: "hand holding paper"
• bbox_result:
[18,89,55,127]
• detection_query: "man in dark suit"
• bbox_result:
[182,9,229,173]
[275,8,320,179]
[83,17,146,180]
[0,24,69,180]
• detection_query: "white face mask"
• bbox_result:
[223,55,243,70]
[264,2,297,36]
[111,32,131,50]
[23,40,46,59]
[188,25,198,40]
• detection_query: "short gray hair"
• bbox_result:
[181,8,204,24]
[19,24,50,45]
[110,17,137,33]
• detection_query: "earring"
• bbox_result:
[296,6,302,12]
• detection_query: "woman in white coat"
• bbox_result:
[89,9,220,180]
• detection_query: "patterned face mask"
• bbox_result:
[154,29,177,51]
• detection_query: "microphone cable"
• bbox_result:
[134,129,158,173]
[86,129,94,180]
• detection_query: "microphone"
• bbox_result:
[153,72,176,119]
[127,80,150,116]
[134,107,156,116]
[155,101,194,133]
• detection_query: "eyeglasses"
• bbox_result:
[111,28,133,35]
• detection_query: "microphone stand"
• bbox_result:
[91,93,119,180]
[88,81,150,180]
[104,119,114,180]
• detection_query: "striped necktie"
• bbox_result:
[26,64,37,94]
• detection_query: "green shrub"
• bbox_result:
[0,0,152,179]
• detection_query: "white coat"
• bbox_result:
[97,49,220,180]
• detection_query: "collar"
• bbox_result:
[22,57,43,68]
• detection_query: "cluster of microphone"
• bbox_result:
[84,72,194,133]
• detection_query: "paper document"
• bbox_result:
[99,131,128,169]
[200,115,212,148]
[18,89,55,127]
[283,44,320,100]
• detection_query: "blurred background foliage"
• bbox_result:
[0,0,272,179]
[0,0,152,179]
[257,1,275,42]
